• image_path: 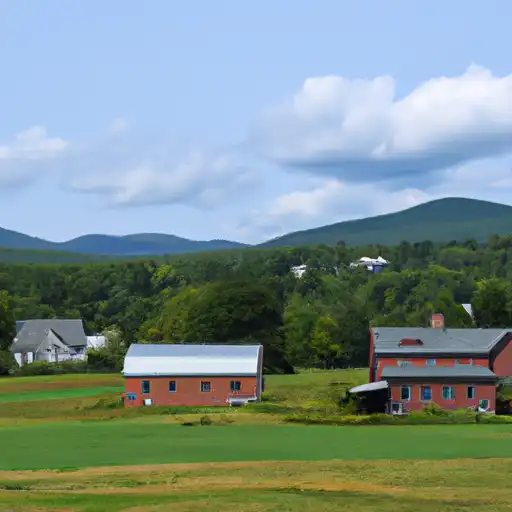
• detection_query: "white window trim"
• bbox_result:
[400,385,411,401]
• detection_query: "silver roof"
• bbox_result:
[381,365,497,379]
[373,327,509,355]
[11,319,87,352]
[123,343,262,376]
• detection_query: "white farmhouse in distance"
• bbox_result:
[291,264,308,278]
[349,256,390,273]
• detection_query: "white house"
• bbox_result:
[11,319,88,366]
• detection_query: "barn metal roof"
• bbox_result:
[372,327,509,355]
[123,343,262,377]
[381,365,497,379]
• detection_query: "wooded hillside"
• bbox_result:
[2,235,512,374]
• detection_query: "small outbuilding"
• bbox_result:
[122,343,264,407]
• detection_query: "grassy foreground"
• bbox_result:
[1,458,512,511]
[1,369,512,511]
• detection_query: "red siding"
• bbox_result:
[389,383,496,412]
[124,376,258,407]
[493,338,512,377]
[375,357,489,381]
[368,329,375,382]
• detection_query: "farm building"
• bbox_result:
[122,343,264,407]
[359,313,512,414]
[11,319,87,366]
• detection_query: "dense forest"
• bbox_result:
[2,235,512,375]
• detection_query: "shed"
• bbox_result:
[122,343,264,407]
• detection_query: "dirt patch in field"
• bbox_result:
[35,480,408,495]
[1,457,511,482]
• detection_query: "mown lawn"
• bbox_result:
[1,421,512,470]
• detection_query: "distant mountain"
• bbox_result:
[2,198,512,261]
[0,228,247,256]
[258,197,512,247]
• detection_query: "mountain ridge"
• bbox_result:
[2,197,512,257]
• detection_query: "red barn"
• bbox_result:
[366,314,512,414]
[122,344,264,407]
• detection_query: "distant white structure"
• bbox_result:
[349,256,390,273]
[291,264,308,278]
[87,335,106,349]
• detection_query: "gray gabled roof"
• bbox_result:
[373,327,509,355]
[381,365,497,380]
[11,319,87,353]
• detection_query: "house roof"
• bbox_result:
[381,365,497,380]
[11,319,87,353]
[372,327,509,355]
[123,343,262,377]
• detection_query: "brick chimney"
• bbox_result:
[431,313,444,329]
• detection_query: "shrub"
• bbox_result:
[0,350,17,376]
[17,360,88,376]
[219,413,235,425]
[283,409,512,426]
[200,415,213,426]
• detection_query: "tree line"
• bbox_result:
[2,235,512,375]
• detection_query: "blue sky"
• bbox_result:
[1,0,511,243]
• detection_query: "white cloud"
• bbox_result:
[0,121,256,208]
[0,126,68,185]
[253,65,512,186]
[66,140,256,208]
[241,155,512,241]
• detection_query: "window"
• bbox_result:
[230,381,241,392]
[426,359,436,366]
[126,393,136,401]
[442,386,455,400]
[397,360,412,367]
[467,386,475,399]
[169,380,177,393]
[400,386,411,401]
[201,381,211,392]
[421,386,432,401]
[478,399,490,411]
[141,380,150,395]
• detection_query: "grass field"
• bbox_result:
[1,369,512,511]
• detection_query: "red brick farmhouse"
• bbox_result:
[122,344,264,407]
[365,314,512,414]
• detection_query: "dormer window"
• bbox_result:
[399,338,423,347]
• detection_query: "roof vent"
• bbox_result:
[399,338,423,346]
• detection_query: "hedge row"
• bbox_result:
[284,411,512,426]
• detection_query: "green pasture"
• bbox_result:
[0,386,124,403]
[1,421,511,470]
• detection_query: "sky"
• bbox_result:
[1,0,512,244]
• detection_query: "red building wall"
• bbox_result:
[124,375,258,407]
[389,383,496,412]
[375,357,489,381]
[368,329,375,382]
[493,338,512,378]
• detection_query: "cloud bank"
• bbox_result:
[2,65,512,241]
[253,65,512,186]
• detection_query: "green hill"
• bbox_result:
[259,197,512,247]
[2,197,512,263]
